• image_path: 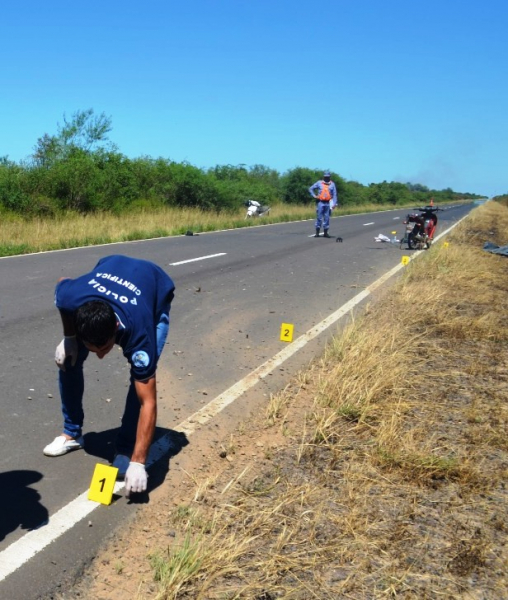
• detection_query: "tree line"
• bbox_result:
[0,109,483,218]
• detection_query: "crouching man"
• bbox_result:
[44,254,175,496]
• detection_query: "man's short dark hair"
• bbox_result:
[74,301,117,347]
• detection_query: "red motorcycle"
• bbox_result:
[401,205,442,250]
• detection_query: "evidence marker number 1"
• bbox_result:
[88,463,119,505]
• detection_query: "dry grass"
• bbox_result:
[143,201,508,599]
[0,205,313,256]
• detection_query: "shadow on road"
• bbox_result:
[83,429,118,462]
[128,428,190,504]
[82,427,189,504]
[0,470,49,542]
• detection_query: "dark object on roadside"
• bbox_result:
[185,230,199,236]
[483,241,508,256]
[336,236,343,243]
[255,593,275,600]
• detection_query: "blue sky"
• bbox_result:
[1,0,506,196]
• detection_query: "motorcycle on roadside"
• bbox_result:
[245,199,271,219]
[400,205,442,250]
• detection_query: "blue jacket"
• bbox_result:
[55,255,175,381]
[309,180,338,208]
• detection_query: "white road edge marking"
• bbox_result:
[363,222,375,226]
[169,253,226,266]
[0,219,462,583]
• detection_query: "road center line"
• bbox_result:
[0,219,463,583]
[363,222,375,226]
[169,253,226,266]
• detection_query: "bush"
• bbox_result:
[0,149,484,216]
[0,162,32,212]
[281,167,317,204]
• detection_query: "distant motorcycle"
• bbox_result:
[245,200,271,219]
[401,205,442,250]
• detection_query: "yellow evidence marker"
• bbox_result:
[401,256,410,266]
[88,463,119,505]
[280,323,294,343]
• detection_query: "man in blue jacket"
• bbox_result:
[43,255,175,496]
[308,170,338,238]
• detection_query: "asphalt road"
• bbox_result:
[0,203,475,599]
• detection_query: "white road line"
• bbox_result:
[169,253,226,266]
[363,222,375,226]
[0,218,464,583]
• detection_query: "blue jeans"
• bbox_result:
[59,313,170,456]
[315,201,331,230]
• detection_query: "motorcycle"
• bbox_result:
[245,200,271,219]
[401,205,442,250]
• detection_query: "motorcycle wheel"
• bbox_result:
[407,233,418,250]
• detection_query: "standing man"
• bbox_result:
[308,170,339,238]
[43,255,175,496]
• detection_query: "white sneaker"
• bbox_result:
[43,435,84,457]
